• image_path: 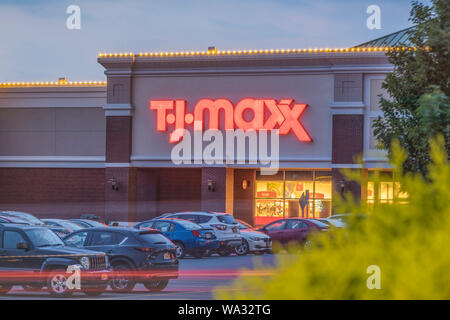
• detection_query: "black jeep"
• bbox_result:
[0,224,110,297]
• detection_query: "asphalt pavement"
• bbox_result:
[0,253,285,300]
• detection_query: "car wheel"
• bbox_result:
[47,271,73,297]
[174,242,186,259]
[144,279,169,292]
[0,284,12,295]
[204,249,213,257]
[110,262,136,293]
[235,239,249,256]
[218,248,231,257]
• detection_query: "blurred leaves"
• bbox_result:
[217,138,450,299]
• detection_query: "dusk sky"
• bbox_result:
[0,0,419,82]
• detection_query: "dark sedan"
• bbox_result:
[258,218,328,248]
[63,227,178,292]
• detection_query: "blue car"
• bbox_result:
[135,218,219,258]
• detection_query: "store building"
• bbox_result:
[0,32,412,225]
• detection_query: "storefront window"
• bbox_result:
[255,180,285,226]
[254,170,332,226]
[313,174,332,218]
[367,171,408,205]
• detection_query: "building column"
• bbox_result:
[331,73,365,209]
[201,167,234,213]
[100,56,137,223]
[233,169,256,226]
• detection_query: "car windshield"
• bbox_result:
[25,228,64,247]
[308,220,329,228]
[217,214,237,224]
[85,220,107,227]
[6,212,44,225]
[172,219,202,230]
[0,216,29,224]
[56,220,83,231]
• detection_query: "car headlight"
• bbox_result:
[249,236,262,241]
[80,256,90,270]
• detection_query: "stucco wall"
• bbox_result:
[0,86,106,159]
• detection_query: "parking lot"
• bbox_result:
[0,253,283,300]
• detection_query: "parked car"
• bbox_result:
[258,218,328,248]
[80,214,101,221]
[0,224,110,297]
[0,211,69,238]
[0,215,33,225]
[70,219,108,228]
[43,219,84,233]
[109,221,136,227]
[234,220,272,256]
[135,218,219,259]
[327,214,367,228]
[63,227,178,292]
[316,218,344,228]
[157,212,242,256]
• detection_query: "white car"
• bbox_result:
[234,220,272,256]
[160,211,242,256]
[326,213,367,228]
[318,218,345,228]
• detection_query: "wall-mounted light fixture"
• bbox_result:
[109,178,119,191]
[207,179,215,192]
[242,179,250,190]
[339,180,347,194]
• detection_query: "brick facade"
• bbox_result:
[0,168,105,219]
[136,168,202,221]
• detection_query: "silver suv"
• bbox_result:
[160,211,242,256]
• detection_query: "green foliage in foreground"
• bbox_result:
[217,139,450,299]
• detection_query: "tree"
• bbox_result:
[373,0,449,176]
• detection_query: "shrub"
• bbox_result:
[217,138,450,299]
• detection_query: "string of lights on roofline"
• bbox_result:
[97,45,428,58]
[0,78,107,88]
[1,46,430,88]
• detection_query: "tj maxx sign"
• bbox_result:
[150,98,312,143]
